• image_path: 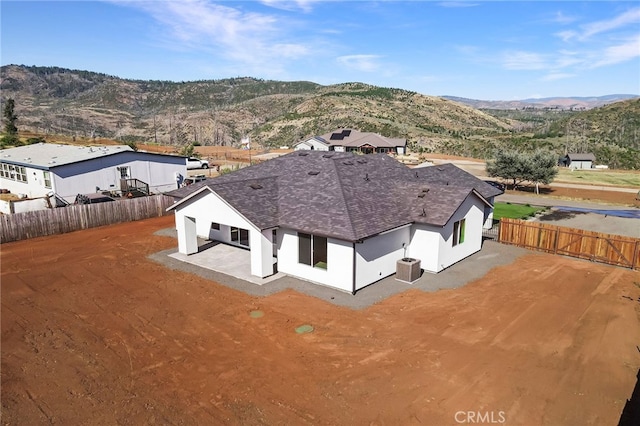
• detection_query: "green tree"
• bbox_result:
[526,150,559,194]
[2,98,19,145]
[486,150,558,192]
[179,142,197,157]
[486,151,529,189]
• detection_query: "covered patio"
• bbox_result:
[169,241,284,285]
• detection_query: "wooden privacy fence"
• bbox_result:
[499,218,640,270]
[1,194,175,243]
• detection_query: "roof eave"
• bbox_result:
[166,185,215,211]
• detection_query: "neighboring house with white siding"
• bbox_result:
[0,143,186,204]
[294,129,407,154]
[167,151,501,294]
[293,136,331,151]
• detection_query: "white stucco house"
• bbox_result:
[294,129,407,154]
[0,143,187,204]
[167,151,502,294]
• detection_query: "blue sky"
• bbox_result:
[1,1,639,100]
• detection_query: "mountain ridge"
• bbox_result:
[442,94,638,111]
[1,64,639,169]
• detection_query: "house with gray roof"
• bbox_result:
[294,129,407,154]
[0,143,187,205]
[560,153,596,169]
[167,151,501,293]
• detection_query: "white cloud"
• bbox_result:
[437,1,480,8]
[555,30,577,43]
[336,54,383,72]
[553,50,582,68]
[581,7,640,39]
[551,11,578,25]
[591,35,640,67]
[259,0,319,13]
[502,51,548,70]
[553,8,640,43]
[523,7,640,77]
[110,0,315,77]
[541,73,575,82]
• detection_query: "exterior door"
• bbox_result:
[231,226,249,247]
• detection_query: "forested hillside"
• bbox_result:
[1,65,639,168]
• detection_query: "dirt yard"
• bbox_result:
[2,215,640,425]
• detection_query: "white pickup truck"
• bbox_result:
[186,157,210,170]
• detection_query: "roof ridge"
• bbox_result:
[331,154,359,241]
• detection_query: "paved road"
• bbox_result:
[496,193,640,238]
[496,193,639,211]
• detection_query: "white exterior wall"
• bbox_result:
[397,147,406,155]
[570,160,592,170]
[294,139,329,151]
[0,196,54,214]
[53,152,185,201]
[294,142,311,151]
[277,229,354,292]
[173,190,274,278]
[0,152,186,202]
[410,195,484,273]
[250,229,275,278]
[408,223,442,273]
[354,225,411,290]
[0,166,55,200]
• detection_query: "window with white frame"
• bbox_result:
[117,166,130,179]
[16,166,27,183]
[298,232,328,269]
[453,219,466,246]
[0,163,27,183]
[43,171,52,188]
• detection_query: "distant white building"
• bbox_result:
[294,129,407,154]
[561,153,596,169]
[294,136,331,151]
[0,143,187,203]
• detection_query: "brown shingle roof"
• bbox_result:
[167,152,495,241]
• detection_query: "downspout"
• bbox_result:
[351,242,357,295]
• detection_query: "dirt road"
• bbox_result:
[2,216,639,425]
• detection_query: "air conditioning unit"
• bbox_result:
[396,258,421,283]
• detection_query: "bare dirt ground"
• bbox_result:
[2,215,640,425]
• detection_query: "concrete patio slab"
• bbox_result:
[152,228,530,309]
[168,241,284,285]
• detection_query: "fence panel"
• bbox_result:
[0,194,175,243]
[498,218,639,270]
